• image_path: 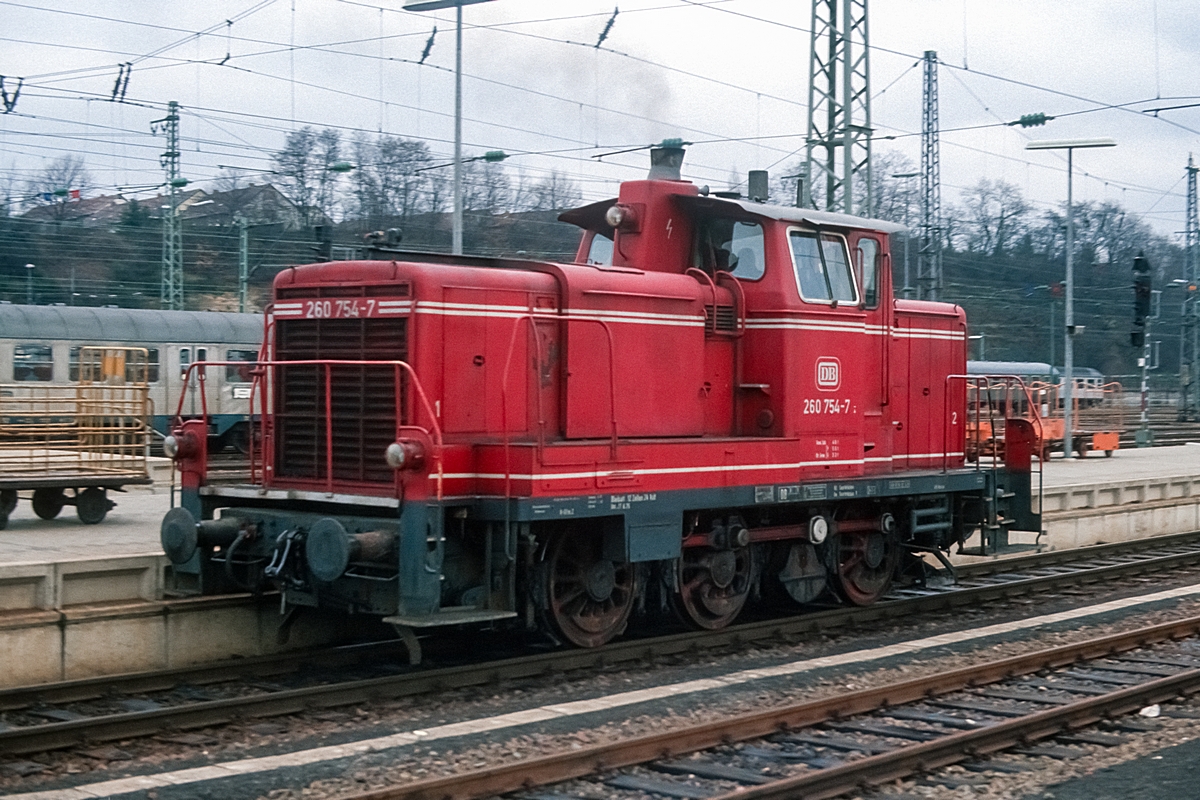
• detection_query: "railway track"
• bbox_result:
[5,531,1200,757]
[344,613,1200,800]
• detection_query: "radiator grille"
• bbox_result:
[704,304,738,333]
[274,316,407,484]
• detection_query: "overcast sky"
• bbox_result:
[2,0,1197,243]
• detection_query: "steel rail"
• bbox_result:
[711,670,1200,799]
[341,614,1200,800]
[3,531,1200,755]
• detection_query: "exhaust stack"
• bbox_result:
[648,140,686,181]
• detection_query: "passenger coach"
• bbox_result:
[0,304,263,450]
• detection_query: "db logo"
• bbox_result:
[816,357,841,391]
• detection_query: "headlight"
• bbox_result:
[385,440,426,471]
[604,203,640,231]
[163,430,200,460]
[385,442,406,469]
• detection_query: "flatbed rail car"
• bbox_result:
[0,304,263,451]
[0,347,151,529]
[159,144,1043,658]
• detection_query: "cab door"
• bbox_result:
[848,232,891,471]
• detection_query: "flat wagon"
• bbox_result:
[0,347,151,529]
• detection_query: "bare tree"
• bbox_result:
[522,170,581,211]
[958,178,1029,256]
[213,168,247,193]
[868,151,918,224]
[0,169,16,217]
[272,127,342,224]
[312,128,342,220]
[24,155,93,220]
[461,158,511,212]
[350,134,433,223]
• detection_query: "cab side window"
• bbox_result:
[857,237,880,309]
[727,221,765,280]
[585,233,614,265]
[790,231,858,304]
[693,218,765,280]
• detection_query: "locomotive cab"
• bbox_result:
[161,144,1042,658]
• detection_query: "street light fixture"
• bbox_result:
[24,263,34,305]
[404,0,498,255]
[1025,137,1116,459]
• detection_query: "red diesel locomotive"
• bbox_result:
[161,145,1040,655]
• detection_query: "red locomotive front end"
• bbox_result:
[161,145,1040,653]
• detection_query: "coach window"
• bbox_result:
[14,344,53,381]
[226,350,258,383]
[857,237,880,309]
[790,230,858,305]
[144,349,160,383]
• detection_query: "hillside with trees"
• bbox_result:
[1,136,1182,382]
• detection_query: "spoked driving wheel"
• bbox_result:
[673,546,754,630]
[834,528,899,606]
[544,533,636,648]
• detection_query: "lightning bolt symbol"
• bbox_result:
[666,218,673,239]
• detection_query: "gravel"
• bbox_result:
[4,571,1200,800]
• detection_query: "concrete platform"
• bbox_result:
[1041,441,1200,488]
[1035,443,1200,551]
[0,489,372,687]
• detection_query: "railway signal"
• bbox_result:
[1132,251,1152,347]
[1132,251,1154,447]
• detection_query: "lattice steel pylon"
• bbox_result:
[804,0,872,216]
[152,101,184,311]
[918,50,942,301]
[1183,154,1199,420]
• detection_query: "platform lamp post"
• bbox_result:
[1026,138,1117,459]
[403,0,497,256]
[892,171,919,298]
[24,263,34,305]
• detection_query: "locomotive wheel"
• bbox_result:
[32,488,65,520]
[673,545,753,630]
[544,534,635,648]
[834,529,899,606]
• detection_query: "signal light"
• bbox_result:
[1132,251,1152,348]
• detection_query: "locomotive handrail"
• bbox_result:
[943,373,1045,473]
[685,268,719,336]
[174,358,445,500]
